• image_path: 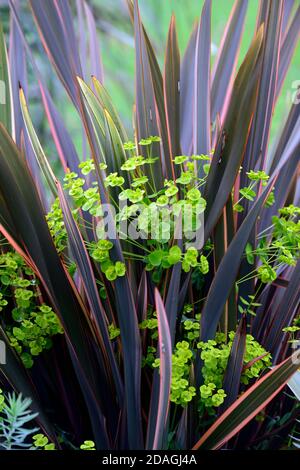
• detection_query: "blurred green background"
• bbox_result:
[78,0,299,146]
[2,0,299,158]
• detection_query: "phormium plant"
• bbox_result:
[0,0,299,450]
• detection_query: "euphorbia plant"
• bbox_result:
[0,0,299,451]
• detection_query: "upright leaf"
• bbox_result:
[220,315,246,411]
[193,0,211,164]
[204,27,264,240]
[164,15,180,178]
[211,0,248,124]
[151,289,172,450]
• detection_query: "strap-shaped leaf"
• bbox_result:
[9,0,80,173]
[220,315,246,411]
[19,88,57,197]
[201,141,299,342]
[84,1,104,83]
[29,0,82,107]
[193,351,300,449]
[193,0,211,162]
[241,1,284,194]
[164,15,181,178]
[57,183,123,403]
[0,123,110,448]
[204,26,264,240]
[151,289,172,450]
[180,23,197,155]
[211,0,248,124]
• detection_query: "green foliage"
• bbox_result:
[197,332,272,414]
[80,440,96,450]
[0,251,63,368]
[46,198,68,252]
[0,0,299,453]
[153,341,196,407]
[108,323,120,340]
[32,433,55,450]
[241,204,300,285]
[142,308,271,413]
[0,392,39,450]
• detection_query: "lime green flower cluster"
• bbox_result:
[56,139,211,286]
[183,313,201,341]
[8,304,63,368]
[46,198,67,252]
[257,264,277,283]
[108,323,120,340]
[173,154,210,186]
[139,312,158,340]
[32,433,55,450]
[63,171,103,217]
[234,170,273,213]
[145,246,209,280]
[153,341,196,407]
[80,440,96,450]
[121,156,158,173]
[243,204,300,285]
[0,251,34,284]
[0,292,8,311]
[241,333,272,384]
[89,239,126,281]
[0,252,35,311]
[142,346,156,368]
[199,384,227,408]
[197,331,271,412]
[282,319,300,346]
[0,251,63,368]
[78,159,95,175]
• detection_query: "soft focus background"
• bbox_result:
[1,0,300,157]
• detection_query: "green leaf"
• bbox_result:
[148,250,164,267]
[19,88,57,197]
[245,242,254,264]
[167,246,182,265]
